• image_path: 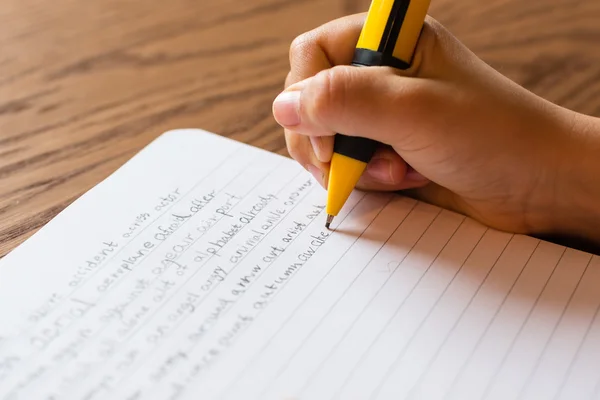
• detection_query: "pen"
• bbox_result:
[325,0,431,229]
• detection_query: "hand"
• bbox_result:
[272,13,600,244]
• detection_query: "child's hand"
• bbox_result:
[272,13,600,242]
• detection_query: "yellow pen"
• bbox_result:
[325,0,431,228]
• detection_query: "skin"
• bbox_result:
[272,13,600,247]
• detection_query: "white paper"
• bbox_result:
[0,129,599,400]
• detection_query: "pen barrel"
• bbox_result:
[326,0,431,220]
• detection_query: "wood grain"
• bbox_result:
[1,0,599,257]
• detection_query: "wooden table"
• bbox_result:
[1,0,599,258]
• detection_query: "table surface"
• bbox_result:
[1,0,599,258]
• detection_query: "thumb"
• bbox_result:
[273,64,430,146]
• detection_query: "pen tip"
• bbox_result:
[325,214,334,230]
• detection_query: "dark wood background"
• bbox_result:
[1,0,599,257]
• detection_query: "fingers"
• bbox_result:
[274,64,433,190]
[285,14,453,83]
[287,13,365,86]
[357,147,430,191]
[283,44,325,182]
[278,14,461,191]
[282,13,366,185]
[275,62,435,193]
[309,136,334,163]
[277,15,463,144]
[284,129,329,187]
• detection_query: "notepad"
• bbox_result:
[1,129,600,400]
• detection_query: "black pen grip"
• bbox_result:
[332,134,379,163]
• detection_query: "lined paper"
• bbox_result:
[0,129,599,400]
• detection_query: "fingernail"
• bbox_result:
[366,158,393,183]
[273,91,301,127]
[306,164,324,186]
[310,136,325,162]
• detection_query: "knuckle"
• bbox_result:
[289,32,312,63]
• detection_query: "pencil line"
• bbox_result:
[0,146,254,391]
[104,170,312,395]
[10,145,245,341]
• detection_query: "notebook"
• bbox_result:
[1,129,599,400]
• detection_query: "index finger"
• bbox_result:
[286,13,366,87]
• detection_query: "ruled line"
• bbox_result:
[515,255,596,399]
[442,240,543,395]
[294,200,421,396]
[8,144,245,342]
[481,247,569,398]
[367,216,468,400]
[3,155,299,398]
[213,192,377,400]
[107,173,318,394]
[25,157,258,366]
[404,234,515,398]
[251,198,393,399]
[254,197,413,396]
[331,208,446,400]
[0,145,254,392]
[554,298,600,399]
[371,227,489,396]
